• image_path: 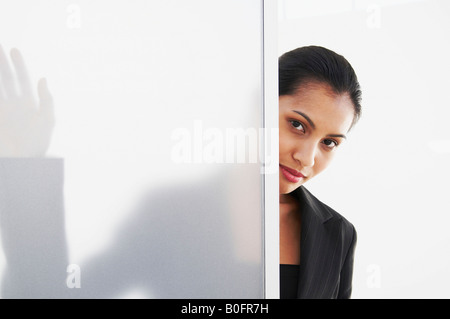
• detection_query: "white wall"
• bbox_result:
[279,0,450,298]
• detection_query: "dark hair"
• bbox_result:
[279,45,362,127]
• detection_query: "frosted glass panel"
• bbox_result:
[0,0,264,298]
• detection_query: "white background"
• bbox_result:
[279,0,450,298]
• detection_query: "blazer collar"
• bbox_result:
[292,186,334,224]
[292,186,340,298]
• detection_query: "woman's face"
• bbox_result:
[279,82,355,195]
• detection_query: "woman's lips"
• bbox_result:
[280,164,305,183]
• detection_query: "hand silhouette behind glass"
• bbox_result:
[0,45,54,157]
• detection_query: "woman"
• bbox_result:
[278,46,362,299]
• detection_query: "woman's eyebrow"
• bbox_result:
[291,110,315,129]
[327,134,347,140]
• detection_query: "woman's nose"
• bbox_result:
[293,142,316,168]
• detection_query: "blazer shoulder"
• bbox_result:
[298,186,356,234]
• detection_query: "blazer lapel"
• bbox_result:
[292,186,341,299]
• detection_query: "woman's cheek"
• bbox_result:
[278,132,290,155]
[315,152,333,175]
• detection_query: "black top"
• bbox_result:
[280,264,300,299]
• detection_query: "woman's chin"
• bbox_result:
[279,182,299,195]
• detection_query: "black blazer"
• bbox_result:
[291,186,357,299]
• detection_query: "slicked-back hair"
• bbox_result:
[279,46,362,127]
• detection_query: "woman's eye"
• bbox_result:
[322,139,338,149]
[289,120,305,132]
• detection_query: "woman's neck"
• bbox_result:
[280,193,296,205]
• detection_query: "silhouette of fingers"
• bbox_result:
[10,48,33,99]
[37,78,54,118]
[0,44,17,98]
